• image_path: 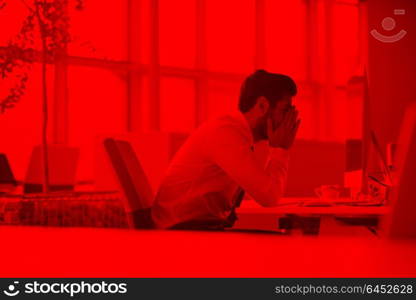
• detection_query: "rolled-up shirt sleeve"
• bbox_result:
[205,124,289,207]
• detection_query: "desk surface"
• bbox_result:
[1,226,415,277]
[238,198,389,216]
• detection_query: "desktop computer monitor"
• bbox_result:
[381,102,416,238]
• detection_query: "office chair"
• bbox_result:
[103,138,155,229]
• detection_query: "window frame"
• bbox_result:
[47,0,365,142]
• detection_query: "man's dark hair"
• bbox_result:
[238,70,297,113]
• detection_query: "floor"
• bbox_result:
[1,225,416,277]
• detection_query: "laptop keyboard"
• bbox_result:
[0,192,128,228]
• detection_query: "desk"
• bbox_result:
[0,226,415,277]
[238,198,390,216]
[235,198,389,234]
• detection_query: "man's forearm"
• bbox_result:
[256,147,289,207]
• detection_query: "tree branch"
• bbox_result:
[18,0,35,13]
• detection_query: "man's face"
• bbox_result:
[255,95,293,141]
[269,95,293,129]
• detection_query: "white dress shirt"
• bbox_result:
[151,111,289,229]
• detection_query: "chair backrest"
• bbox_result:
[103,138,154,228]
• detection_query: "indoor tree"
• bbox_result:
[0,0,84,192]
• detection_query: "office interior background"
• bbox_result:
[0,0,368,192]
[0,0,415,205]
[1,0,416,277]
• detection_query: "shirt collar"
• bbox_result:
[231,111,254,146]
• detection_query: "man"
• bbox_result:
[151,69,300,229]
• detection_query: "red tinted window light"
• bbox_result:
[0,1,26,45]
[327,89,348,141]
[333,3,360,85]
[137,0,152,64]
[293,86,317,140]
[264,0,307,80]
[139,76,151,131]
[206,80,241,119]
[68,0,128,60]
[160,77,196,132]
[206,0,256,73]
[159,0,196,68]
[68,66,126,179]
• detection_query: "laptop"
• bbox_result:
[24,145,80,193]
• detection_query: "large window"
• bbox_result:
[132,0,364,140]
[68,0,128,60]
[67,65,126,179]
[1,0,365,179]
